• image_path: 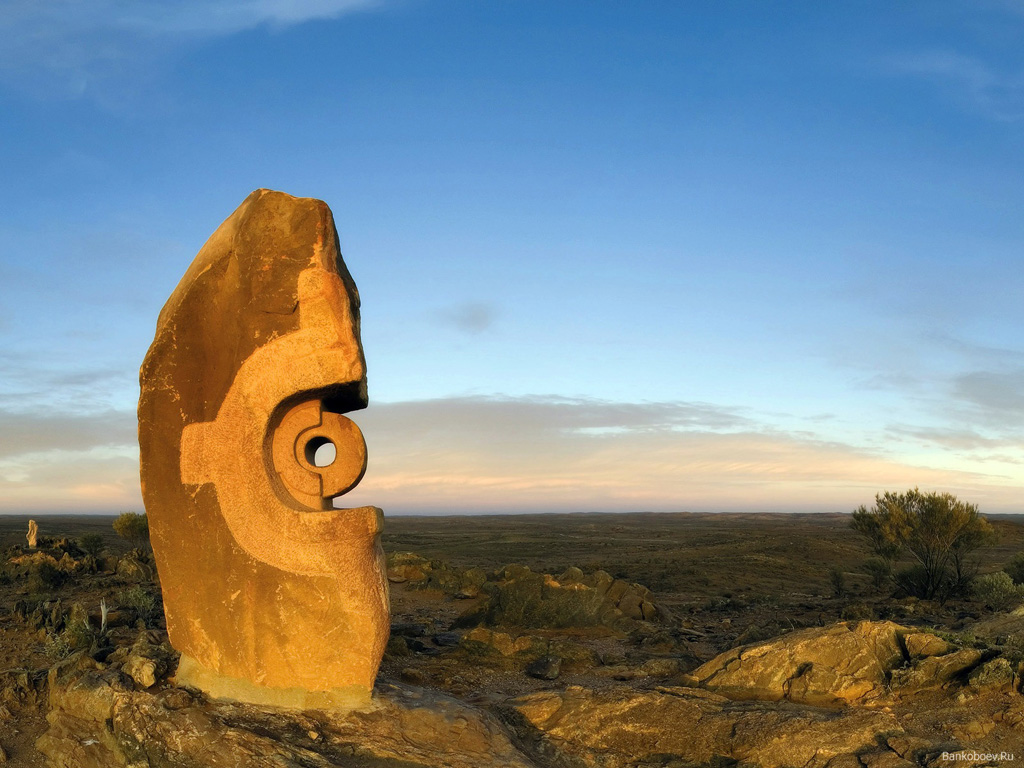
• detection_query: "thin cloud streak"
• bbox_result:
[2,394,1021,514]
[340,396,1023,514]
[434,302,499,334]
[885,49,1024,121]
[0,0,381,96]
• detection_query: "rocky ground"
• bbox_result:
[2,512,1024,767]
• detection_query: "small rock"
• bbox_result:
[559,567,585,583]
[600,649,627,666]
[125,655,160,688]
[123,635,170,689]
[390,622,428,637]
[408,638,439,655]
[400,667,426,685]
[640,658,681,677]
[434,632,461,647]
[968,656,1014,691]
[384,635,412,658]
[463,628,536,656]
[161,688,194,710]
[526,656,561,680]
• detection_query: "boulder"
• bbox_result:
[462,628,538,657]
[902,631,955,659]
[115,556,155,582]
[691,621,907,706]
[968,657,1015,692]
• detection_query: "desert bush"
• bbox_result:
[893,564,932,600]
[119,584,160,626]
[113,512,149,549]
[828,566,847,598]
[1004,552,1024,586]
[43,611,94,660]
[972,572,1024,611]
[851,488,993,600]
[78,533,106,558]
[28,561,64,594]
[861,557,892,592]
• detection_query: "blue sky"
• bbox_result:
[1,1,1023,514]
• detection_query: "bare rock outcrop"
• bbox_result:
[690,620,907,705]
[37,619,1023,767]
[503,684,911,768]
[38,658,537,768]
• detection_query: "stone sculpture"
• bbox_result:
[138,189,389,709]
[27,519,37,548]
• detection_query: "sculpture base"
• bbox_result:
[174,654,373,712]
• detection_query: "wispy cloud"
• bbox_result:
[951,369,1024,426]
[338,396,1019,514]
[434,302,499,334]
[0,0,381,97]
[0,447,141,513]
[885,50,1024,121]
[0,408,136,460]
[3,394,1020,515]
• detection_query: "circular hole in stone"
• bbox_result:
[305,437,337,468]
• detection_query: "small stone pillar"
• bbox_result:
[27,519,38,548]
[138,189,389,710]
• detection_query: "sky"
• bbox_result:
[1,1,1023,516]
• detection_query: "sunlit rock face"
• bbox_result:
[138,189,388,709]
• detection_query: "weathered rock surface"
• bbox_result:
[902,631,955,659]
[37,658,536,768]
[503,684,909,768]
[691,620,907,705]
[138,189,389,707]
[34,620,1024,768]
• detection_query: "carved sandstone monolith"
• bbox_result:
[27,519,37,548]
[138,189,388,710]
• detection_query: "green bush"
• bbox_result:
[113,512,149,548]
[1004,552,1024,586]
[118,584,159,626]
[861,557,892,592]
[828,566,847,597]
[851,488,993,600]
[972,572,1024,611]
[28,561,64,595]
[43,612,94,660]
[78,533,106,558]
